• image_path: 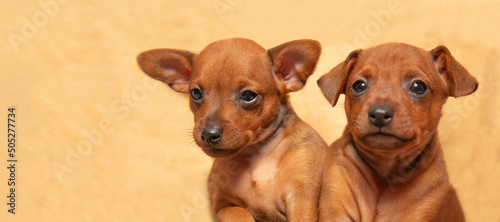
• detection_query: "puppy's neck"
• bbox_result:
[349,132,441,187]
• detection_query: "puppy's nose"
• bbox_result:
[368,105,394,128]
[201,126,222,145]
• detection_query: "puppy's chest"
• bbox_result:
[228,151,285,212]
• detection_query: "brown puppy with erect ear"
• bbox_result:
[317,43,478,221]
[137,38,327,221]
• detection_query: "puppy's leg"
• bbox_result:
[285,194,318,221]
[216,206,254,222]
[319,164,358,222]
[433,187,465,222]
[282,148,324,221]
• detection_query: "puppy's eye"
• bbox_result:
[240,90,259,105]
[410,81,427,95]
[190,88,203,102]
[352,80,367,93]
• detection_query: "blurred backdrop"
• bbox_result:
[1,0,499,221]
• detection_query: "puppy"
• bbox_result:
[317,43,478,221]
[137,38,328,221]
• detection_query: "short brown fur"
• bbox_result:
[317,43,478,221]
[138,38,328,221]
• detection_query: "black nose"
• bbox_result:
[201,126,222,145]
[368,105,394,128]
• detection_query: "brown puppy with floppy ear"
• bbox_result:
[137,38,327,221]
[317,43,478,221]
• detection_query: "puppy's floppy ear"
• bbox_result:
[268,39,321,93]
[137,49,194,93]
[431,46,478,97]
[317,50,361,107]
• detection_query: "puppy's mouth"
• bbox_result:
[358,130,411,150]
[191,126,254,158]
[202,147,242,158]
[365,131,402,139]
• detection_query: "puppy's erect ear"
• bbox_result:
[137,49,194,93]
[268,39,321,93]
[431,46,478,97]
[317,50,361,107]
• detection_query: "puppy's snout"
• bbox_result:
[368,105,394,128]
[201,126,222,146]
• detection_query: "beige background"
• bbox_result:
[1,0,500,221]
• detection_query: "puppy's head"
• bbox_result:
[138,38,321,157]
[318,43,478,155]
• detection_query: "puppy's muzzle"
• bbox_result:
[368,104,394,128]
